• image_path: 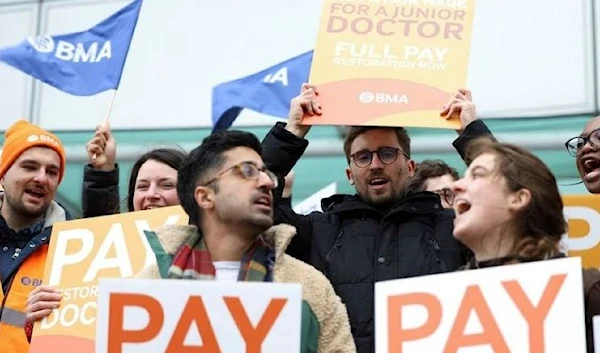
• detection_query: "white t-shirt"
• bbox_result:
[213,261,241,282]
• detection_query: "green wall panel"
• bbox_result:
[0,115,595,216]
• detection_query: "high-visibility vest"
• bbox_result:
[0,244,48,353]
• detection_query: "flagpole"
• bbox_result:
[92,89,118,161]
[93,0,143,160]
[103,89,118,125]
[95,0,141,158]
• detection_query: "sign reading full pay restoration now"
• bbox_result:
[307,0,475,129]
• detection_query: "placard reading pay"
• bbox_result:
[29,206,189,353]
[375,257,586,353]
[96,279,302,353]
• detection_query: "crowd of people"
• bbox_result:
[0,84,599,352]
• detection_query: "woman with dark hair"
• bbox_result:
[452,137,600,352]
[82,124,186,216]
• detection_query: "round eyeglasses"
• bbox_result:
[349,147,409,168]
[432,188,455,206]
[565,129,600,157]
[203,161,278,188]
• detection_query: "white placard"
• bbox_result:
[375,257,586,353]
[594,315,600,353]
[96,279,302,353]
[293,182,337,215]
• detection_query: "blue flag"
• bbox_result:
[211,51,313,131]
[0,0,142,96]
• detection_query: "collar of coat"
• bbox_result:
[151,223,297,261]
[321,190,443,215]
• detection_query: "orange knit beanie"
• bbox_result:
[0,120,66,182]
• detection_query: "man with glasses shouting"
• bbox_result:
[261,84,493,353]
[136,130,356,353]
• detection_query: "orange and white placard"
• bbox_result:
[30,206,189,353]
[375,257,586,353]
[96,279,302,353]
[563,194,600,269]
[306,0,475,129]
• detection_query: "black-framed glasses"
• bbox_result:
[349,147,409,168]
[433,188,455,206]
[565,129,600,157]
[203,161,278,188]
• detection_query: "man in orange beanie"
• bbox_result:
[0,120,70,353]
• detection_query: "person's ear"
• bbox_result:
[194,186,215,210]
[346,167,354,185]
[406,159,416,177]
[509,188,532,212]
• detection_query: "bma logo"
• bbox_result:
[27,35,54,53]
[359,91,409,104]
[21,276,42,286]
[263,67,288,86]
[27,134,60,146]
[27,35,112,63]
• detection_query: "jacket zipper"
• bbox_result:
[429,236,448,272]
[325,230,344,264]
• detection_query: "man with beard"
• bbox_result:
[132,130,355,352]
[0,120,69,352]
[260,84,493,353]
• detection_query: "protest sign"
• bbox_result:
[96,279,302,353]
[29,206,189,353]
[594,316,600,353]
[563,194,600,269]
[307,0,475,129]
[375,257,586,352]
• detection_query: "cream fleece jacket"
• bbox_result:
[137,223,357,353]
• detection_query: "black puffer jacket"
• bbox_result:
[81,164,121,218]
[261,120,492,353]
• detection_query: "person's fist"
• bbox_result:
[86,123,117,171]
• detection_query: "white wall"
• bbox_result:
[468,0,594,118]
[0,2,38,130]
[0,0,597,131]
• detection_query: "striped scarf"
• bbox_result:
[167,229,275,282]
